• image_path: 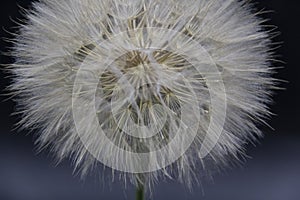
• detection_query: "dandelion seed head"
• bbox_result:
[8,0,276,188]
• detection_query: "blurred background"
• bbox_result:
[0,0,299,200]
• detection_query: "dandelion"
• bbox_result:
[7,0,277,199]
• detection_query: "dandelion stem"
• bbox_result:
[136,183,144,200]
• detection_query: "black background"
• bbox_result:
[0,1,299,200]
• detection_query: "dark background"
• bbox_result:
[0,1,299,200]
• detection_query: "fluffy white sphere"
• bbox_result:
[9,0,276,188]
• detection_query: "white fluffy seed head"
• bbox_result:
[8,0,277,189]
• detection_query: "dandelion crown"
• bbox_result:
[8,0,276,193]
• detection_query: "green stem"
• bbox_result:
[136,183,144,200]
